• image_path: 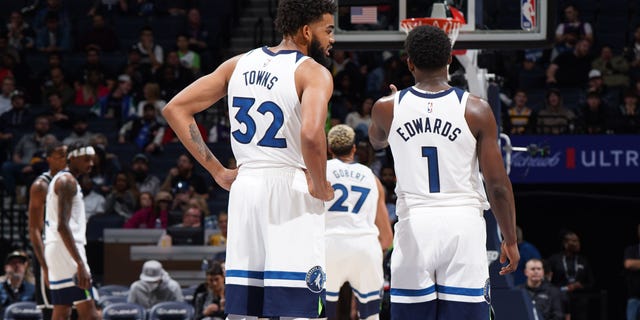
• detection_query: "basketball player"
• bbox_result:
[161,0,336,318]
[368,25,519,320]
[44,142,99,320]
[28,141,67,318]
[324,124,393,320]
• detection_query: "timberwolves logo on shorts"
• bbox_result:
[305,266,325,293]
[483,278,491,304]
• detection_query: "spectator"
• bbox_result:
[546,39,593,89]
[553,4,593,61]
[591,44,630,89]
[89,134,122,194]
[159,50,195,91]
[136,82,166,123]
[6,11,35,53]
[0,76,16,116]
[97,73,137,126]
[75,47,113,85]
[193,261,226,320]
[505,89,535,135]
[73,68,109,107]
[130,153,161,195]
[118,102,165,153]
[131,26,164,72]
[171,206,202,228]
[610,90,640,133]
[583,68,620,109]
[0,251,35,316]
[105,170,139,219]
[183,8,210,53]
[32,0,72,36]
[576,91,611,134]
[536,88,576,134]
[62,117,94,146]
[160,153,210,198]
[0,116,50,198]
[41,91,72,131]
[176,34,201,76]
[379,165,397,223]
[0,89,33,132]
[354,140,382,179]
[623,223,640,320]
[35,11,71,53]
[76,14,119,52]
[209,212,228,246]
[40,66,75,107]
[80,174,106,221]
[513,226,542,287]
[127,260,183,309]
[345,95,373,138]
[124,190,171,229]
[518,258,564,320]
[514,55,546,91]
[546,230,595,320]
[627,26,640,83]
[88,0,130,18]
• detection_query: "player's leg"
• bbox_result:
[262,168,326,319]
[51,305,73,320]
[350,235,384,320]
[434,207,491,320]
[389,213,437,320]
[225,169,267,317]
[325,235,350,320]
[74,299,99,319]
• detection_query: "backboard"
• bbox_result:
[333,0,557,50]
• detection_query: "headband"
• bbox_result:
[67,146,95,159]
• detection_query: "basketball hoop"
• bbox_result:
[400,17,466,55]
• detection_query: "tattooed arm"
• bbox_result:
[55,174,91,289]
[162,55,241,191]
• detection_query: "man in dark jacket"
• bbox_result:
[519,258,564,320]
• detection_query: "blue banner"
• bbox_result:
[507,135,640,183]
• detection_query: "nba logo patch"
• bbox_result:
[305,266,325,293]
[521,0,536,30]
[483,278,491,304]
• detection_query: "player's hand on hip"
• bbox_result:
[75,264,92,290]
[214,167,238,191]
[498,241,520,276]
[311,180,335,201]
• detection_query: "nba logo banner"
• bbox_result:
[521,0,536,30]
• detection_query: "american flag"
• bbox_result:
[350,6,377,24]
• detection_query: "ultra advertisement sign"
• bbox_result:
[507,135,640,183]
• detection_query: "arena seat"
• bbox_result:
[102,302,146,320]
[3,301,42,320]
[148,301,194,320]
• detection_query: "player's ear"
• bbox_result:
[448,55,453,65]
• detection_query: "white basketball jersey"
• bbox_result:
[44,171,87,245]
[325,159,379,236]
[387,87,489,213]
[227,47,311,169]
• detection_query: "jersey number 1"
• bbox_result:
[231,96,286,148]
[422,146,440,193]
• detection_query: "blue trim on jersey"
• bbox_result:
[398,88,410,103]
[261,46,304,59]
[226,284,325,318]
[226,269,307,281]
[438,285,484,297]
[390,285,436,297]
[353,287,381,299]
[49,277,74,285]
[408,87,455,99]
[326,291,340,297]
[392,299,490,320]
[453,87,465,103]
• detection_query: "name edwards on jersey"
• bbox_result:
[242,69,278,89]
[395,116,462,142]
